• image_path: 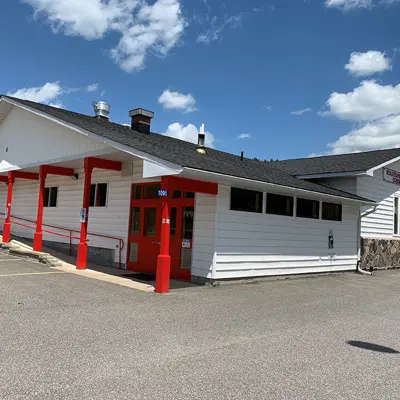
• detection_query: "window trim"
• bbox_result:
[90,182,109,208]
[44,186,59,208]
[230,187,263,214]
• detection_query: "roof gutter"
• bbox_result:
[296,170,368,180]
[182,167,376,205]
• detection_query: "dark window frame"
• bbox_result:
[266,193,294,217]
[230,187,263,214]
[89,182,108,208]
[322,202,343,222]
[44,187,58,208]
[296,198,320,219]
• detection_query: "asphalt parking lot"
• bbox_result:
[1,252,400,400]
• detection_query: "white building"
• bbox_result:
[271,150,400,271]
[0,95,382,292]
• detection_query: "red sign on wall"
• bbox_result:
[383,168,400,185]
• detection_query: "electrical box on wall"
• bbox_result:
[121,161,133,177]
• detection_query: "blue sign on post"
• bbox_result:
[157,189,169,197]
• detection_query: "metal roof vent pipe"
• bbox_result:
[93,101,111,121]
[196,124,207,155]
[129,108,154,134]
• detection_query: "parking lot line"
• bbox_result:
[0,272,67,277]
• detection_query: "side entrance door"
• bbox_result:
[127,184,195,281]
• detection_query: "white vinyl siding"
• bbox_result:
[213,185,359,279]
[0,160,149,264]
[192,193,216,278]
[0,106,111,172]
[357,166,400,237]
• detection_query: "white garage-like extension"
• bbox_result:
[0,95,376,292]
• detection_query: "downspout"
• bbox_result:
[356,205,378,276]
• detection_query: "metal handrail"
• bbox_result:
[0,213,124,268]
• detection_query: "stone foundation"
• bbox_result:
[361,238,400,271]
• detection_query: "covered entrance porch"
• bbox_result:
[126,176,218,292]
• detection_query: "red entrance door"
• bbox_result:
[127,183,195,281]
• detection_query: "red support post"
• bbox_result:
[76,158,93,270]
[3,172,14,243]
[33,166,47,252]
[155,177,171,293]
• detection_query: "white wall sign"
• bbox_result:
[383,168,400,185]
[80,208,87,223]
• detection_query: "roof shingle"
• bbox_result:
[1,95,373,203]
[269,148,400,176]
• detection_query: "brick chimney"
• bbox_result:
[129,108,154,134]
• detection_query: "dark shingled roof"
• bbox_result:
[269,148,400,177]
[1,95,373,203]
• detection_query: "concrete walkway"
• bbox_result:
[0,236,155,292]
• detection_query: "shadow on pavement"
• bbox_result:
[347,340,399,354]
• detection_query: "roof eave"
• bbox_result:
[296,170,369,180]
[182,167,376,205]
[0,96,183,173]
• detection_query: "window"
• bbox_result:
[322,202,342,222]
[230,187,263,213]
[266,193,293,216]
[395,197,399,235]
[143,183,161,199]
[44,187,58,207]
[296,198,320,219]
[90,183,108,207]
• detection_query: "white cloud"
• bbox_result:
[325,0,373,10]
[325,0,400,9]
[345,51,391,76]
[86,83,99,92]
[237,133,252,140]
[23,0,185,72]
[7,82,62,103]
[291,108,312,116]
[197,14,242,44]
[324,114,400,154]
[164,122,215,147]
[264,105,272,111]
[323,80,400,121]
[158,90,197,112]
[6,81,102,106]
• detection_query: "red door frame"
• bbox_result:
[126,182,194,280]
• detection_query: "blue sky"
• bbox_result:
[1,0,400,160]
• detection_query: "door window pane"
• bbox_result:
[395,198,399,235]
[129,243,138,262]
[170,208,177,237]
[184,192,195,199]
[172,190,182,199]
[143,184,161,199]
[144,208,157,237]
[131,207,141,235]
[182,207,194,240]
[133,185,142,200]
